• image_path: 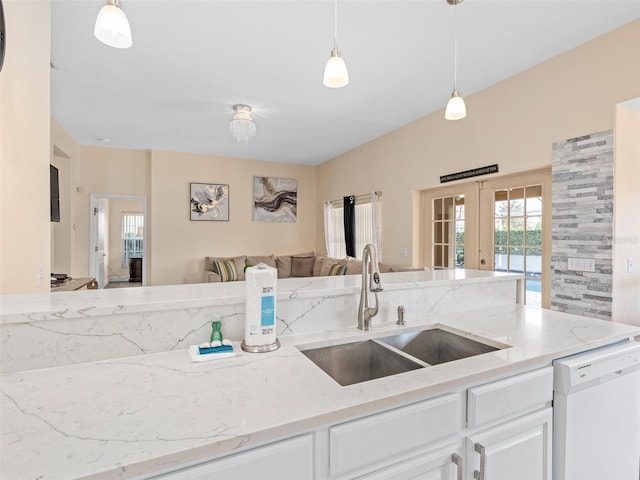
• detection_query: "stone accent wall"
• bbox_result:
[551,130,614,320]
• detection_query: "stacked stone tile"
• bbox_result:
[551,130,614,320]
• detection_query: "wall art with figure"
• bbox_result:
[190,183,229,221]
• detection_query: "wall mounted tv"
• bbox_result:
[50,164,60,222]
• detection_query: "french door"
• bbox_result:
[422,169,550,308]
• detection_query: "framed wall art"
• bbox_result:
[190,183,229,221]
[253,176,297,223]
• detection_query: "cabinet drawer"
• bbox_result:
[329,393,459,478]
[467,367,553,428]
[153,434,313,479]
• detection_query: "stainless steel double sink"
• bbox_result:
[299,327,506,386]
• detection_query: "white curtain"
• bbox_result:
[324,200,337,258]
[371,191,382,260]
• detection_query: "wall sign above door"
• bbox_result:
[440,164,499,183]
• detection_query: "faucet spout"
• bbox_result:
[358,244,383,331]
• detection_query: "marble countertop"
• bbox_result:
[2,304,639,480]
[0,269,520,322]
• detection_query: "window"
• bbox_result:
[324,193,381,260]
[121,213,143,267]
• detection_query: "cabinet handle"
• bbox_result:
[473,443,486,480]
[451,453,463,480]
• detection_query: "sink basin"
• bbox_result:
[378,328,499,365]
[300,340,423,386]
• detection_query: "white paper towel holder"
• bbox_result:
[241,338,281,353]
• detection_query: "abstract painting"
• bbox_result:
[190,183,229,221]
[253,176,297,222]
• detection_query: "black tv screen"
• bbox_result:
[50,164,60,222]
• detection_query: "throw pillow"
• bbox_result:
[328,263,347,276]
[276,252,315,278]
[313,255,330,276]
[212,259,239,282]
[246,255,277,270]
[344,258,363,275]
[275,256,292,278]
[318,256,343,276]
[207,255,247,281]
[291,255,316,277]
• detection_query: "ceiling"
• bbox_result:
[50,1,640,166]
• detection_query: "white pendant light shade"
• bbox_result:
[94,1,132,49]
[445,90,467,120]
[230,105,256,144]
[323,49,349,88]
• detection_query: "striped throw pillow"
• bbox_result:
[212,259,238,282]
[328,263,347,276]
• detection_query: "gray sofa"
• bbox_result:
[203,253,419,283]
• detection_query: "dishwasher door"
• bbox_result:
[553,341,640,480]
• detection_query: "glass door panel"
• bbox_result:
[431,194,465,269]
[489,185,543,306]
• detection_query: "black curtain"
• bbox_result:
[344,195,356,258]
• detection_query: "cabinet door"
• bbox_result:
[360,445,462,480]
[330,394,459,478]
[466,408,552,480]
[152,434,313,479]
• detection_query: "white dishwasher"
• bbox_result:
[553,341,640,480]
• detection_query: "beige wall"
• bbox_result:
[50,119,80,276]
[613,104,640,325]
[149,150,316,285]
[107,198,144,281]
[0,1,50,294]
[75,145,150,277]
[316,20,640,267]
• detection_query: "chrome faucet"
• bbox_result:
[358,244,383,331]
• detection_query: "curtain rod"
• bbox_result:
[326,191,381,207]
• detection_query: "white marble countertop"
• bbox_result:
[0,269,520,322]
[2,304,639,480]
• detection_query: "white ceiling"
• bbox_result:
[50,1,640,166]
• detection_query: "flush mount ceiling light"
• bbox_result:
[230,105,256,144]
[94,0,132,49]
[323,0,349,88]
[445,0,467,120]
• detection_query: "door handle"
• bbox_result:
[451,453,463,480]
[473,443,486,480]
[480,259,486,265]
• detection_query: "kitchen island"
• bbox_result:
[1,303,638,480]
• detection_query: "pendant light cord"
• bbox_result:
[333,0,338,49]
[453,4,458,90]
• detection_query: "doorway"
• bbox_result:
[90,194,147,288]
[421,168,551,307]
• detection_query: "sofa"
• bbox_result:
[203,253,419,283]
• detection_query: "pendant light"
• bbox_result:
[94,0,132,49]
[230,105,256,144]
[323,0,349,88]
[445,0,467,120]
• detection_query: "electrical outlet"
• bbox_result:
[400,247,408,257]
[37,265,43,287]
[628,257,634,273]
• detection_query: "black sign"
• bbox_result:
[440,164,499,183]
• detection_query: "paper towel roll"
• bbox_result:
[244,263,277,347]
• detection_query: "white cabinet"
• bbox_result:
[329,393,459,479]
[360,445,462,480]
[152,434,313,480]
[464,367,553,480]
[465,408,552,480]
[148,367,554,480]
